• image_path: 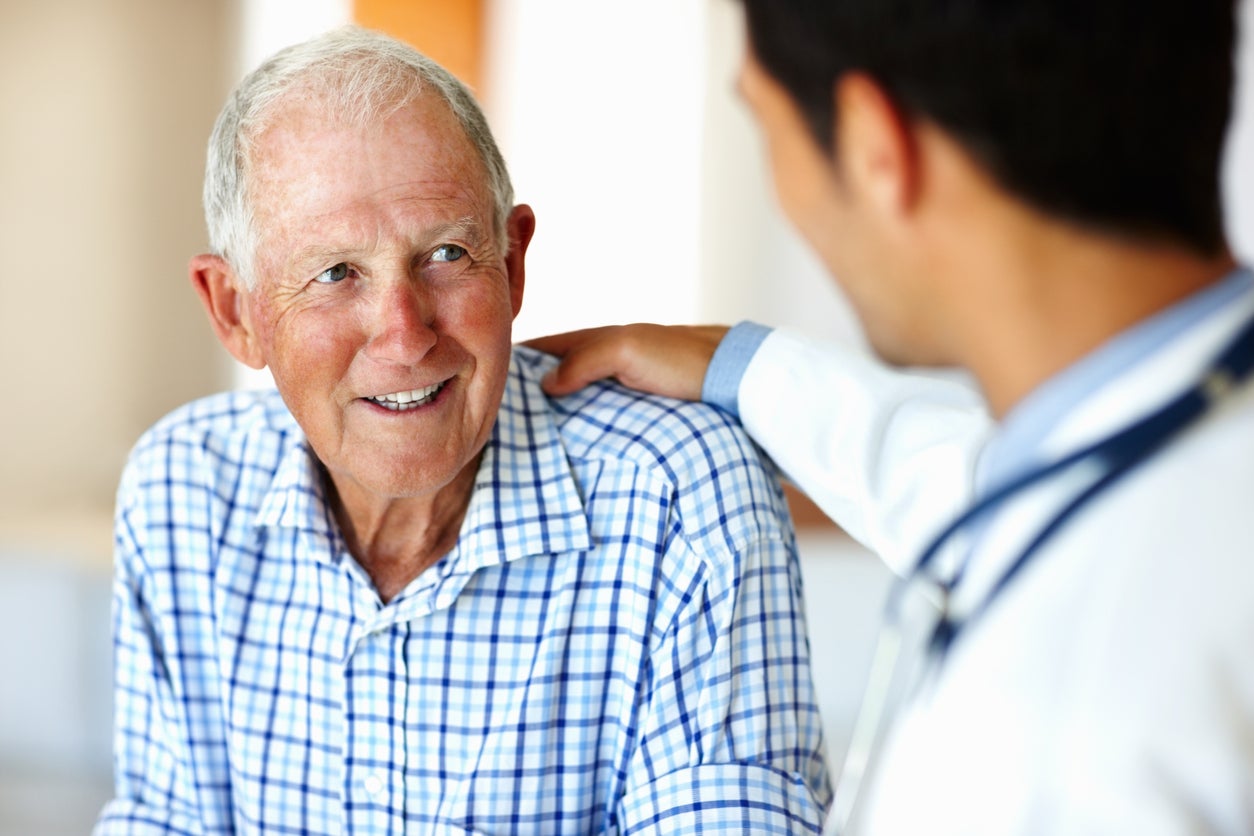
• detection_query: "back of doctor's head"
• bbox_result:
[741,0,1235,256]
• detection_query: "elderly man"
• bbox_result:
[95,27,828,834]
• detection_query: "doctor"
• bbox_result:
[530,0,1254,832]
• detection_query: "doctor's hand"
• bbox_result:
[525,324,729,401]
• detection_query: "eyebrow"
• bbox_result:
[286,216,491,272]
[436,216,488,247]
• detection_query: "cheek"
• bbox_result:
[765,133,827,225]
[442,278,515,338]
[258,300,359,389]
[448,289,516,402]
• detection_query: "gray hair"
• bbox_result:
[203,25,514,288]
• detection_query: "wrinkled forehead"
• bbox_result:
[245,91,494,234]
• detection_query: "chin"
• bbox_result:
[374,463,464,500]
[855,300,954,368]
[865,330,942,369]
[864,328,913,367]
[325,451,465,504]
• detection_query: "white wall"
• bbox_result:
[484,0,707,341]
[694,1,865,345]
[483,0,863,347]
[240,0,351,70]
[1226,0,1254,262]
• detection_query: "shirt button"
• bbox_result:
[363,773,385,797]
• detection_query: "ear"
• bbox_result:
[833,73,920,216]
[188,254,266,369]
[503,204,536,318]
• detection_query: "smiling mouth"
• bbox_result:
[364,380,447,411]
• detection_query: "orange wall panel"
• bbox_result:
[353,0,485,94]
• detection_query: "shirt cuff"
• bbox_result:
[702,321,773,420]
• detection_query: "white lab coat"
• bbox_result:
[737,289,1254,833]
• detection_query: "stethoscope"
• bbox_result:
[822,308,1254,834]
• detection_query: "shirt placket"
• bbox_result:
[344,611,411,833]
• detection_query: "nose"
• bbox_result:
[363,277,438,365]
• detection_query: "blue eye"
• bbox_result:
[315,263,349,283]
[432,244,466,263]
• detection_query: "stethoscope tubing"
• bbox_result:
[823,309,1254,835]
[917,312,1254,658]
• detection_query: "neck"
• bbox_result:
[325,456,479,603]
[903,125,1237,418]
[947,217,1235,418]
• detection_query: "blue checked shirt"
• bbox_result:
[96,346,831,834]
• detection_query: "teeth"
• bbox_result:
[367,381,445,411]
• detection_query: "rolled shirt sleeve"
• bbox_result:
[616,533,830,833]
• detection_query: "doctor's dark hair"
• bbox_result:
[741,0,1235,255]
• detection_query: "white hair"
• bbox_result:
[203,26,514,288]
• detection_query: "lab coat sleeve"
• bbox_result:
[736,327,993,575]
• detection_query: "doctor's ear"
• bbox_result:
[834,73,920,214]
[189,254,266,370]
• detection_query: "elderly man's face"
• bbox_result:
[238,94,532,506]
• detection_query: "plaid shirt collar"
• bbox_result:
[252,351,594,579]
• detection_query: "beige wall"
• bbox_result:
[0,0,238,558]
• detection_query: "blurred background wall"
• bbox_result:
[0,2,239,831]
[0,0,1250,832]
[0,0,236,555]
